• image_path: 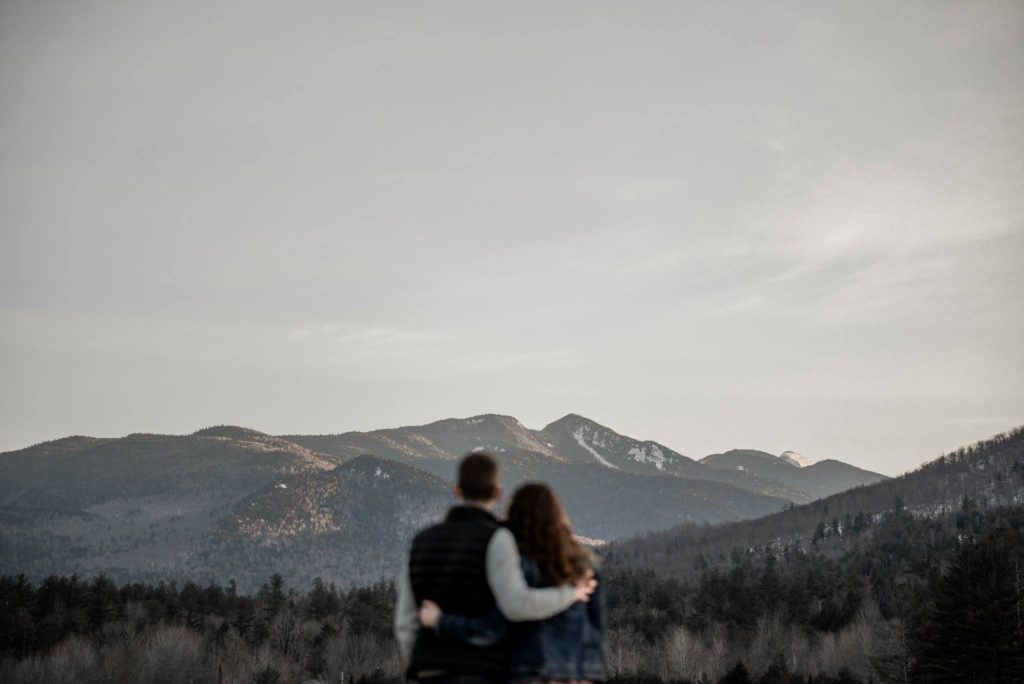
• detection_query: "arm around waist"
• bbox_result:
[485,527,575,622]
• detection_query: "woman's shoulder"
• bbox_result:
[520,548,598,573]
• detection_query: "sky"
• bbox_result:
[1,1,1022,475]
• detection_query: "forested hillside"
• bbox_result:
[606,426,1024,575]
[603,504,1024,682]
[594,427,1024,682]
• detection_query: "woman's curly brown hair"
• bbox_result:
[505,482,591,585]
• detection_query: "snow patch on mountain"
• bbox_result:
[575,534,608,548]
[627,443,666,470]
[780,450,815,468]
[572,428,619,469]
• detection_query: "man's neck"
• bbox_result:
[458,499,496,512]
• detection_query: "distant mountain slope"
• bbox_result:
[787,459,889,499]
[0,429,338,588]
[700,448,887,499]
[532,462,789,539]
[192,456,454,588]
[407,455,789,539]
[607,426,1024,576]
[0,428,334,511]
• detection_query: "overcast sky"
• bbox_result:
[1,1,1022,474]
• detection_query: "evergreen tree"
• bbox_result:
[915,531,1024,683]
[309,577,332,620]
[720,661,753,684]
[269,573,286,613]
[852,511,868,534]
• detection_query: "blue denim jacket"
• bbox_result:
[437,555,606,682]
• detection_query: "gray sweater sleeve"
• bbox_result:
[485,527,576,621]
[394,563,418,665]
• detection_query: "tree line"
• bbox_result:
[2,504,1023,683]
[0,572,398,684]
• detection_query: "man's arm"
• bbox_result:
[393,564,418,664]
[436,608,508,646]
[485,527,577,621]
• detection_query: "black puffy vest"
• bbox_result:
[408,505,508,679]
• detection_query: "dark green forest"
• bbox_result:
[3,502,1023,683]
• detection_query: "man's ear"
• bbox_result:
[454,484,464,501]
[493,484,504,504]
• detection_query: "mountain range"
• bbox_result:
[0,413,887,590]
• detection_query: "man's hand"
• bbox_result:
[419,600,441,628]
[573,569,597,603]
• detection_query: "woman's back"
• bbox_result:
[507,555,605,682]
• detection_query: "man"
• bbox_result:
[395,452,596,682]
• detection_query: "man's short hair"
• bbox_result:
[458,452,499,501]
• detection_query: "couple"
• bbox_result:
[394,453,605,684]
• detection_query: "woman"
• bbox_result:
[419,482,606,683]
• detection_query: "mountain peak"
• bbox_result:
[541,413,605,432]
[701,449,798,471]
[192,426,271,440]
[454,413,523,428]
[535,414,701,475]
[780,450,815,468]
